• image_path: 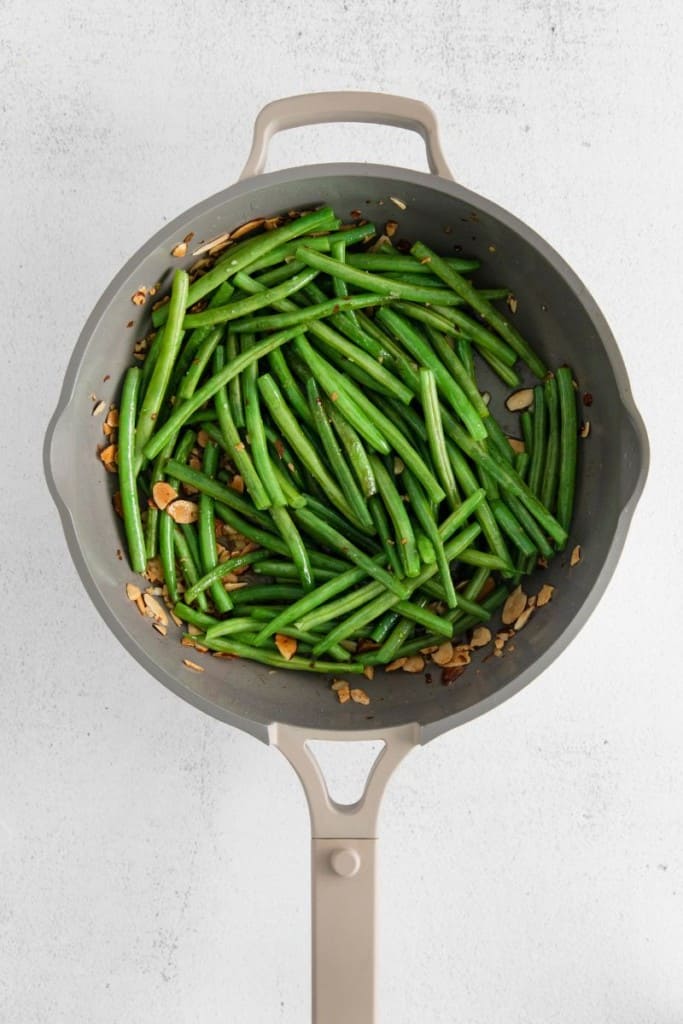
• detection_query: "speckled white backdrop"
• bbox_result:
[2,1,681,1021]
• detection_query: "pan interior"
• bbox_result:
[47,165,647,742]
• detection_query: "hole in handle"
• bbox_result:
[305,739,386,807]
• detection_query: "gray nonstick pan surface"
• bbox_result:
[45,93,648,1023]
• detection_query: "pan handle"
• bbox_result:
[239,91,454,181]
[270,721,419,1024]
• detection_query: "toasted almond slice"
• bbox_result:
[470,626,491,648]
[171,241,188,258]
[230,474,245,494]
[385,219,399,237]
[264,216,284,230]
[431,641,454,666]
[105,407,119,427]
[144,556,164,583]
[506,294,518,314]
[337,688,351,704]
[143,593,168,625]
[513,606,534,631]
[494,634,506,651]
[166,499,199,524]
[385,657,407,672]
[223,581,249,592]
[192,231,230,256]
[92,399,106,416]
[99,443,117,465]
[187,623,202,636]
[444,650,471,668]
[169,609,183,628]
[152,481,178,510]
[274,634,297,661]
[135,595,146,615]
[153,622,168,636]
[331,679,349,692]
[230,217,265,240]
[403,655,425,673]
[368,233,393,252]
[196,429,209,447]
[536,583,555,607]
[505,388,534,412]
[131,287,147,306]
[580,421,591,438]
[126,582,142,602]
[183,658,204,672]
[420,644,440,656]
[350,687,371,705]
[502,585,527,625]
[570,544,582,567]
[181,636,196,647]
[363,665,375,681]
[507,437,525,454]
[389,196,407,210]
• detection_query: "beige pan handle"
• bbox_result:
[270,722,419,1024]
[239,90,454,180]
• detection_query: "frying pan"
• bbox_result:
[45,92,648,1023]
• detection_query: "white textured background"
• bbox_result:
[2,1,682,1021]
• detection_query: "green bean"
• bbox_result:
[269,505,314,591]
[197,442,234,613]
[556,366,578,536]
[456,549,512,571]
[324,400,377,499]
[306,379,373,529]
[368,455,420,578]
[457,338,475,378]
[541,374,560,514]
[118,367,147,573]
[157,431,195,604]
[169,281,235,398]
[177,325,224,400]
[173,602,220,630]
[444,442,514,567]
[491,500,538,558]
[241,360,288,508]
[424,326,490,418]
[230,292,392,334]
[502,492,554,559]
[164,460,273,528]
[450,583,509,636]
[225,331,245,427]
[135,269,189,461]
[484,414,515,465]
[204,615,270,639]
[394,600,450,636]
[514,451,530,482]
[212,347,272,510]
[297,580,384,632]
[144,442,173,560]
[478,346,522,388]
[293,337,391,454]
[197,635,365,675]
[268,347,314,426]
[173,526,208,612]
[294,506,408,597]
[419,367,460,511]
[365,614,419,665]
[377,307,487,441]
[257,373,359,524]
[416,531,436,564]
[527,385,547,498]
[520,410,533,456]
[152,207,338,327]
[241,222,377,274]
[298,495,376,550]
[368,494,403,578]
[410,241,547,378]
[370,610,401,644]
[312,522,481,655]
[428,304,519,367]
[403,470,458,609]
[266,456,307,509]
[345,252,480,274]
[330,237,360,328]
[186,541,271,605]
[231,584,305,605]
[181,267,319,329]
[143,326,305,460]
[253,560,337,582]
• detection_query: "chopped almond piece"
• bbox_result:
[171,241,188,258]
[99,443,117,467]
[502,585,527,625]
[165,499,199,524]
[350,687,370,705]
[470,626,491,648]
[513,606,534,631]
[505,388,534,412]
[135,595,146,615]
[152,481,178,510]
[143,593,168,626]
[385,219,399,237]
[230,474,245,494]
[153,622,168,636]
[431,641,454,666]
[331,679,351,704]
[570,545,582,566]
[536,583,555,607]
[444,649,471,668]
[92,399,106,416]
[274,634,297,661]
[363,665,375,681]
[403,656,425,673]
[389,196,407,210]
[182,659,204,672]
[126,582,142,602]
[507,437,525,454]
[385,657,407,672]
[192,232,230,256]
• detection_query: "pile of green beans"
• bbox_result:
[114,206,579,676]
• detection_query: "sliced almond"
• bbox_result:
[507,437,525,454]
[144,556,164,583]
[105,407,119,428]
[152,481,178,510]
[135,595,146,615]
[505,388,534,412]
[196,429,209,447]
[580,421,591,438]
[264,216,284,230]
[420,644,440,656]
[192,231,230,256]
[126,582,142,602]
[131,287,147,306]
[92,399,106,416]
[182,658,204,672]
[166,499,199,524]
[385,657,407,672]
[513,606,534,631]
[368,233,393,252]
[389,196,407,210]
[444,649,471,668]
[502,585,527,625]
[494,633,506,651]
[350,687,370,705]
[385,219,399,237]
[431,641,454,666]
[470,626,492,648]
[274,634,297,661]
[171,241,188,258]
[570,544,582,567]
[230,217,265,240]
[363,665,375,681]
[403,655,425,673]
[331,679,349,692]
[506,294,518,314]
[142,593,168,626]
[337,687,351,704]
[99,443,117,466]
[169,609,183,628]
[153,622,168,636]
[536,583,554,607]
[230,474,245,494]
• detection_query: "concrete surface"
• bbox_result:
[1,1,681,1021]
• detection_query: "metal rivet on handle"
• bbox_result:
[330,847,361,878]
